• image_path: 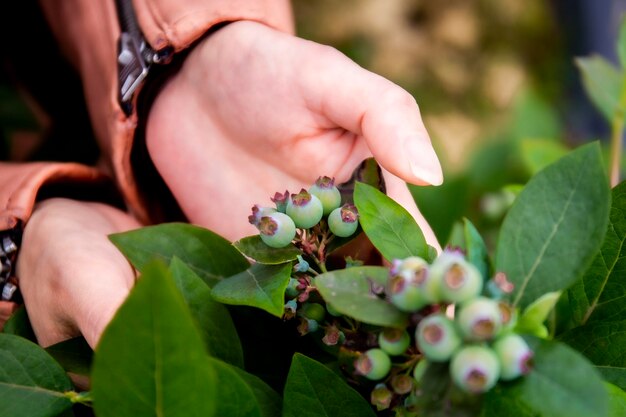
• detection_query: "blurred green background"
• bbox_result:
[292,0,625,248]
[1,0,624,249]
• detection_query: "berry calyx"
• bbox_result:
[286,189,324,229]
[309,176,342,215]
[328,204,359,237]
[378,328,411,356]
[271,190,290,213]
[431,250,483,304]
[492,333,533,380]
[416,313,462,362]
[450,345,500,394]
[256,212,296,248]
[355,348,392,381]
[248,205,277,227]
[456,296,503,341]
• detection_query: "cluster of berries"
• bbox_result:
[248,176,359,248]
[356,251,533,398]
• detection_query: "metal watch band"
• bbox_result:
[0,225,21,302]
[115,0,173,116]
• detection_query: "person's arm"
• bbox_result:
[5,0,296,345]
[36,0,295,223]
[13,2,443,351]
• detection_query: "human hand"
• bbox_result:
[16,198,140,348]
[146,20,443,249]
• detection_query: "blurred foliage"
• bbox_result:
[292,0,621,250]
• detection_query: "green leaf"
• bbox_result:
[209,357,262,417]
[495,142,610,308]
[576,56,623,122]
[354,181,428,261]
[233,235,301,264]
[525,339,608,417]
[169,257,244,367]
[211,263,292,317]
[516,291,562,336]
[45,337,93,377]
[316,266,408,328]
[231,366,282,417]
[519,138,570,175]
[0,334,74,417]
[481,390,539,417]
[2,305,36,342]
[568,181,626,325]
[599,368,626,391]
[607,382,626,417]
[559,320,626,390]
[282,353,376,417]
[463,218,491,279]
[91,261,217,417]
[448,218,491,280]
[486,338,608,417]
[109,222,249,286]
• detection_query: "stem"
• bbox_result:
[609,78,626,187]
[65,390,93,405]
[610,113,624,187]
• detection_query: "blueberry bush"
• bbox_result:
[2,16,626,417]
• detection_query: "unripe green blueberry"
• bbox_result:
[370,383,393,411]
[257,212,296,248]
[391,374,414,395]
[450,345,500,394]
[293,255,310,273]
[284,299,298,314]
[456,296,503,341]
[378,328,411,356]
[285,278,300,298]
[328,204,359,237]
[492,333,533,380]
[309,176,342,216]
[355,348,392,381]
[307,319,319,333]
[431,251,483,304]
[387,257,437,312]
[415,313,462,362]
[286,189,324,229]
[497,301,518,332]
[413,359,429,384]
[299,302,326,322]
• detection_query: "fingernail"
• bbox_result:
[404,136,443,186]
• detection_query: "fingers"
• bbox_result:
[299,44,443,186]
[17,198,141,348]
